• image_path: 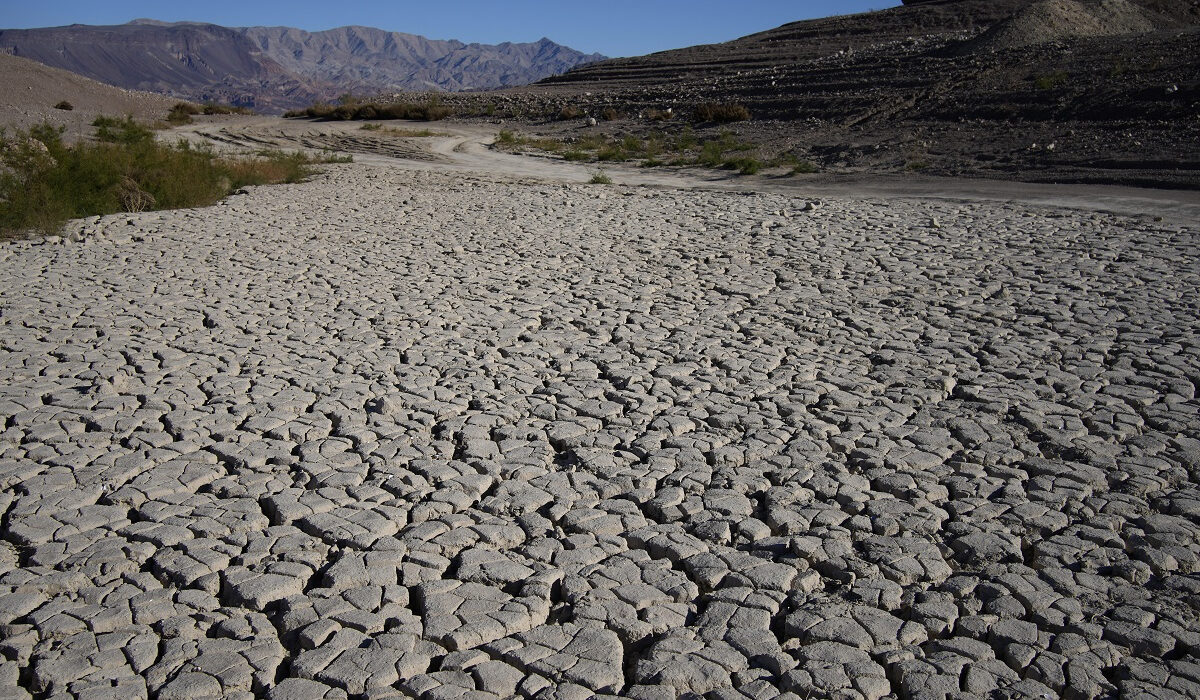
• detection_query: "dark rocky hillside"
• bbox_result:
[499,0,1199,188]
[0,20,605,113]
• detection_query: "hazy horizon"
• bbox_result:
[0,0,903,58]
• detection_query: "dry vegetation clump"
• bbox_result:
[166,102,254,125]
[0,117,348,238]
[359,124,446,137]
[558,105,585,120]
[53,101,74,111]
[694,103,751,123]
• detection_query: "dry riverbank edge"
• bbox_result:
[172,116,1200,225]
[1,145,1199,698]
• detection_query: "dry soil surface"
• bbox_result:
[1,119,1199,699]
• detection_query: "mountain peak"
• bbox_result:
[128,18,170,26]
[0,21,607,113]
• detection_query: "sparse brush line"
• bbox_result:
[359,124,448,137]
[493,128,813,177]
[285,98,452,122]
[0,117,349,239]
[167,101,255,125]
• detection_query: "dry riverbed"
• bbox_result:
[1,140,1199,699]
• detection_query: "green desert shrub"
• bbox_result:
[0,119,344,238]
[167,102,201,125]
[93,115,156,145]
[199,102,253,115]
[790,160,819,174]
[724,157,763,175]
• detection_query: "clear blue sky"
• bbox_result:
[0,1,901,57]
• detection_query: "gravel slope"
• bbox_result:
[0,154,1198,698]
[0,53,181,141]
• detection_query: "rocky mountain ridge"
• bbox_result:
[0,20,605,113]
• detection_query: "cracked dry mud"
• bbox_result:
[1,162,1198,700]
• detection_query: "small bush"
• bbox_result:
[167,103,198,125]
[596,144,624,162]
[790,160,819,174]
[724,157,763,175]
[202,102,253,115]
[588,171,612,184]
[694,103,751,123]
[674,128,698,151]
[93,116,155,145]
[53,101,74,111]
[644,108,673,122]
[319,152,354,163]
[600,107,620,121]
[558,105,584,120]
[697,140,727,167]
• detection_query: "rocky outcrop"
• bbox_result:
[961,0,1167,52]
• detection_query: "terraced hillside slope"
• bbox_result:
[466,0,1199,187]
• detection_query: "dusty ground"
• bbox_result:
[0,120,1198,699]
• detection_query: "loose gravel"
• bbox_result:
[1,163,1198,699]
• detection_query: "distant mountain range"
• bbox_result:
[0,20,606,113]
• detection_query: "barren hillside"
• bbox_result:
[428,0,1200,188]
[0,53,183,140]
